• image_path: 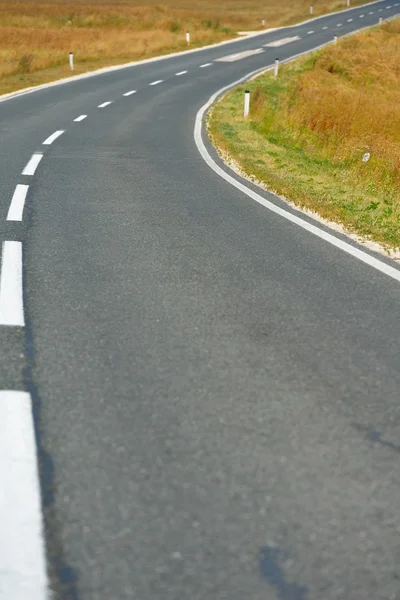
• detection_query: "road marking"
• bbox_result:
[322,25,328,29]
[369,11,374,13]
[378,7,383,10]
[347,18,353,21]
[307,30,314,34]
[7,184,29,222]
[123,90,136,96]
[149,80,163,86]
[386,4,392,7]
[98,101,112,107]
[199,63,212,68]
[194,73,400,285]
[360,14,365,17]
[337,22,343,26]
[216,48,264,62]
[0,390,48,599]
[176,70,188,76]
[42,130,64,145]
[22,153,43,176]
[0,241,24,326]
[73,114,87,122]
[264,36,300,47]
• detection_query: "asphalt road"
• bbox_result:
[1,3,400,599]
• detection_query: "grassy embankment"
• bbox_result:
[1,0,371,96]
[208,19,400,250]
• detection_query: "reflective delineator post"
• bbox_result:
[186,31,190,45]
[244,90,250,118]
[69,52,74,71]
[274,58,279,77]
[310,5,313,14]
[334,35,338,44]
[379,17,383,24]
[262,19,265,26]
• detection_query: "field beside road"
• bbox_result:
[1,0,370,96]
[209,18,400,251]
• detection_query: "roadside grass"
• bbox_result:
[208,19,400,250]
[0,0,372,96]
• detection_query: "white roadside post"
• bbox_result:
[334,35,338,44]
[379,17,383,24]
[186,31,190,45]
[244,90,250,118]
[274,58,279,77]
[69,52,74,71]
[346,0,350,6]
[310,5,313,14]
[262,18,265,26]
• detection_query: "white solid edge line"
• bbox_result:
[73,114,87,122]
[0,390,48,600]
[0,241,24,326]
[22,153,43,176]
[149,80,163,86]
[98,101,112,107]
[176,70,188,76]
[42,130,64,145]
[0,0,391,105]
[123,90,136,96]
[193,38,400,285]
[7,184,29,221]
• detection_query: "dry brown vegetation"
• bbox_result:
[209,19,400,249]
[0,0,370,95]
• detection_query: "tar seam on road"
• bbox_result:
[0,391,48,600]
[22,153,43,176]
[0,241,25,326]
[7,184,29,221]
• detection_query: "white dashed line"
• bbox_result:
[22,153,43,176]
[175,71,188,76]
[123,90,136,96]
[359,14,365,17]
[347,18,353,21]
[386,5,392,8]
[0,390,48,599]
[98,101,112,108]
[42,130,64,145]
[0,241,24,326]
[7,184,29,222]
[322,25,328,29]
[369,11,374,14]
[307,30,314,34]
[337,23,342,26]
[378,8,383,11]
[149,80,163,86]
[199,63,212,68]
[74,114,87,122]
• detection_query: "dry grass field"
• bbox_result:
[209,19,400,250]
[0,0,369,95]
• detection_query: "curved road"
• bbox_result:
[1,3,400,599]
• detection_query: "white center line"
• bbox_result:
[0,241,24,326]
[123,90,136,96]
[369,11,374,14]
[0,390,48,599]
[199,63,212,68]
[22,153,43,176]
[360,14,365,17]
[322,25,328,29]
[43,130,64,146]
[175,70,188,76]
[307,30,314,34]
[337,23,342,26]
[149,80,163,86]
[386,5,392,7]
[7,184,29,222]
[74,114,87,122]
[378,8,383,11]
[98,101,112,108]
[347,18,353,21]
